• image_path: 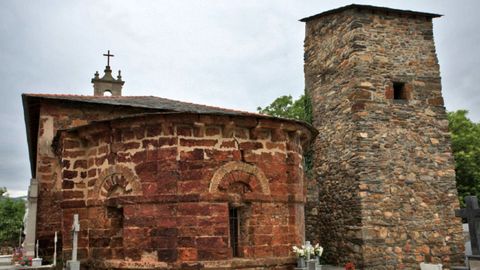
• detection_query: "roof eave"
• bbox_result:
[300,4,442,22]
[22,94,36,178]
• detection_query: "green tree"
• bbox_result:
[0,187,25,247]
[257,94,312,123]
[448,110,480,205]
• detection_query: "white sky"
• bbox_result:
[1,0,479,197]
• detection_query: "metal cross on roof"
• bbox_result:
[103,50,114,66]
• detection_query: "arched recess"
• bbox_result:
[93,165,142,200]
[89,165,142,260]
[209,161,270,195]
[209,161,271,259]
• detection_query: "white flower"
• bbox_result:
[292,245,306,257]
[313,243,324,257]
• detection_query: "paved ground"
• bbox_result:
[0,266,53,269]
[322,266,344,270]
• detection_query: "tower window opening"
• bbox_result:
[393,82,407,100]
[229,207,240,257]
[104,90,112,96]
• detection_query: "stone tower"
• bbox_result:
[92,50,124,96]
[302,5,464,269]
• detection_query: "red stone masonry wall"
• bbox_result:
[56,113,313,269]
[35,102,153,257]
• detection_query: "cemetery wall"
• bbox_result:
[304,7,465,269]
[54,112,312,269]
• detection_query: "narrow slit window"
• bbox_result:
[393,82,407,100]
[106,206,124,259]
[229,207,239,257]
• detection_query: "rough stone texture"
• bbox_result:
[303,7,464,269]
[37,102,312,269]
[34,101,149,260]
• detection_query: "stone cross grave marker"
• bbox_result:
[455,196,480,255]
[53,231,57,266]
[67,214,80,270]
[72,214,79,261]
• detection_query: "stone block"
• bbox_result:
[66,260,80,270]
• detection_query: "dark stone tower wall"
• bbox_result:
[303,6,464,269]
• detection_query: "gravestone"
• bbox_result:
[31,240,42,266]
[464,223,472,256]
[468,256,480,270]
[455,196,480,255]
[66,214,80,270]
[53,231,57,266]
[307,260,317,270]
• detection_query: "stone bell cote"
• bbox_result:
[91,50,125,97]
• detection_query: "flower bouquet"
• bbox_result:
[292,245,306,268]
[313,243,324,267]
[11,248,32,266]
[313,243,323,257]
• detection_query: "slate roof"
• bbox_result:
[22,94,258,116]
[300,4,442,22]
[22,94,316,177]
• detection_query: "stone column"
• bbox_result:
[24,178,38,257]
